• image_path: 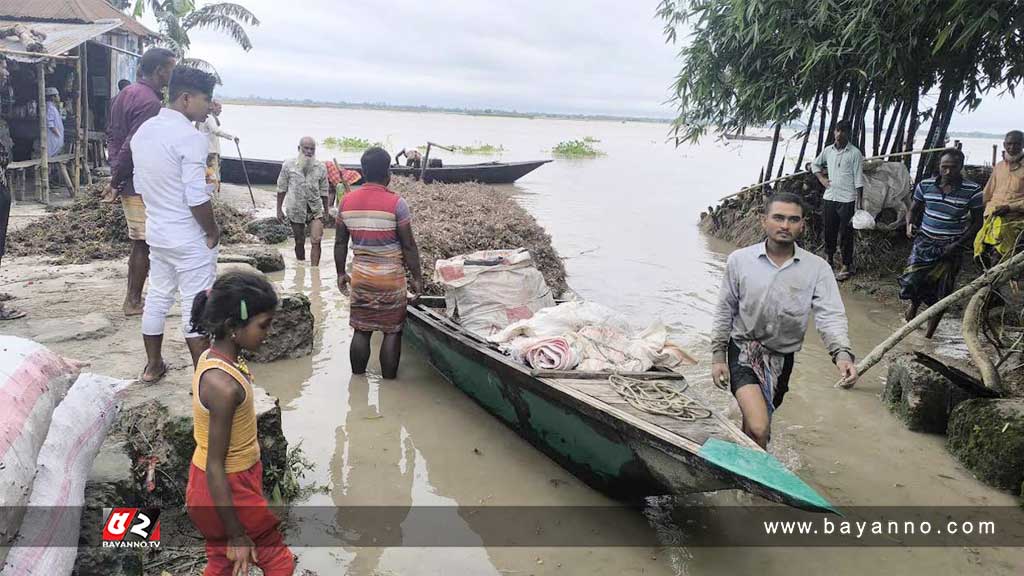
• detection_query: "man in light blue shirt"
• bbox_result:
[44,87,64,158]
[811,119,864,280]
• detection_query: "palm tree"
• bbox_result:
[129,0,260,79]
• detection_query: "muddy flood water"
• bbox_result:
[227,105,1020,574]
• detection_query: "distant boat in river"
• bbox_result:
[220,157,551,186]
[723,133,775,142]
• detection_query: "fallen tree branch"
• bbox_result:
[836,249,1024,388]
[962,285,1002,395]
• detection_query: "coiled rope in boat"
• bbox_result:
[609,374,712,421]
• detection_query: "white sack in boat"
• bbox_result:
[492,302,697,372]
[435,248,555,337]
[490,301,632,343]
[2,373,130,576]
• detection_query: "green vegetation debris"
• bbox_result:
[551,139,604,158]
[323,136,383,151]
[417,142,505,155]
[266,441,329,504]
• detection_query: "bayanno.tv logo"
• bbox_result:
[101,508,161,549]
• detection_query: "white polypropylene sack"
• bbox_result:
[861,160,912,230]
[492,302,698,373]
[851,209,876,230]
[490,301,633,344]
[435,248,556,336]
[2,373,130,576]
[0,336,80,550]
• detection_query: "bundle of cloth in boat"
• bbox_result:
[435,248,555,336]
[489,301,697,372]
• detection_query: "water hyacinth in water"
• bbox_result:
[388,177,568,297]
[323,136,383,151]
[551,139,604,157]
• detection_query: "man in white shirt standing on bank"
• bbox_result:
[811,119,865,281]
[131,66,221,383]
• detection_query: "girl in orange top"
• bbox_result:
[186,271,294,576]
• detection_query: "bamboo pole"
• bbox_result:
[37,62,49,204]
[82,42,91,185]
[721,146,949,201]
[992,145,997,166]
[73,45,82,195]
[795,92,819,172]
[0,48,76,60]
[835,250,1024,389]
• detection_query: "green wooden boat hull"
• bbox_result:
[405,302,835,513]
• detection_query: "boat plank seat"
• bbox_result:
[554,378,742,447]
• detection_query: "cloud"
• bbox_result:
[182,0,1021,128]
[185,0,681,117]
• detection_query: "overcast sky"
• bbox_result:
[184,0,1019,132]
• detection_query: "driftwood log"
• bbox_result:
[962,286,1003,395]
[0,24,46,53]
[836,249,1024,389]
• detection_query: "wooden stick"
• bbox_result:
[533,369,686,381]
[81,42,91,186]
[73,45,82,195]
[0,47,75,60]
[836,249,1024,388]
[36,61,49,205]
[721,146,950,201]
[962,285,1002,395]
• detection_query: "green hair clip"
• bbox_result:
[240,299,248,321]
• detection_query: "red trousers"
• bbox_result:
[186,461,295,576]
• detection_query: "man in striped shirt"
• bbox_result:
[899,148,984,338]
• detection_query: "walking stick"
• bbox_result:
[234,140,257,209]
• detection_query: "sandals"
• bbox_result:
[0,305,25,321]
[139,361,168,385]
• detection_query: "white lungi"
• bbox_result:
[142,238,218,338]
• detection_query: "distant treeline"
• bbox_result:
[218,96,672,125]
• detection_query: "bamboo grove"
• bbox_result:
[656,0,1024,183]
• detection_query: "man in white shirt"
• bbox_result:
[811,119,865,281]
[196,100,238,194]
[131,66,221,383]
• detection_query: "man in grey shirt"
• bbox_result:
[811,119,865,281]
[711,193,858,448]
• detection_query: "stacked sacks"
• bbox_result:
[0,336,80,558]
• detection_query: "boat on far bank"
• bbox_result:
[723,133,774,142]
[220,157,552,186]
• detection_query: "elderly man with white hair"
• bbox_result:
[45,86,64,158]
[276,136,330,266]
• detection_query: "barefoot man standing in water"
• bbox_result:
[277,137,330,266]
[711,193,858,448]
[335,147,424,379]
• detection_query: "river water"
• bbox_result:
[222,104,1022,575]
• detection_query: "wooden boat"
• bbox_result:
[405,297,836,513]
[723,133,775,142]
[220,157,551,186]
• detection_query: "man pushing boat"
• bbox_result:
[710,192,858,448]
